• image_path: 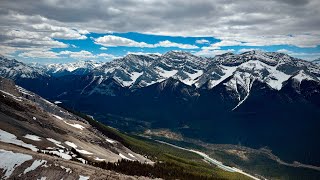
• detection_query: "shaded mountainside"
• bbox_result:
[0,76,255,180]
[1,50,320,167]
[0,76,152,179]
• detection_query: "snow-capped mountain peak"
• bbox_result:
[292,70,319,84]
[45,60,104,76]
[0,56,47,79]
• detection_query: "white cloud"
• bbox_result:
[94,35,198,49]
[6,37,68,48]
[277,49,291,54]
[100,47,108,50]
[1,1,320,61]
[126,51,162,56]
[195,39,210,44]
[276,49,320,60]
[78,29,90,34]
[3,30,68,48]
[238,48,261,53]
[59,50,95,59]
[58,50,118,60]
[16,49,119,61]
[32,23,87,40]
[97,53,121,61]
[97,53,119,59]
[195,49,235,57]
[202,40,243,50]
[94,35,153,48]
[19,50,60,59]
[0,12,88,57]
[154,40,198,49]
[1,0,320,48]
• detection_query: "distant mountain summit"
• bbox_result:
[0,56,47,79]
[41,60,104,77]
[313,57,320,64]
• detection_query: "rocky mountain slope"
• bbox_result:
[0,76,154,179]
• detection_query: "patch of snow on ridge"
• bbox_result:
[76,149,93,155]
[16,86,34,97]
[131,72,143,82]
[106,138,115,144]
[52,114,63,120]
[266,69,291,90]
[128,153,135,158]
[23,160,47,174]
[119,153,133,161]
[79,175,90,180]
[65,141,92,155]
[182,69,203,86]
[64,121,85,130]
[47,138,65,148]
[0,129,38,151]
[60,165,72,173]
[52,114,85,130]
[156,67,178,78]
[77,158,87,164]
[65,141,77,148]
[209,65,237,89]
[237,60,291,90]
[24,134,41,141]
[0,90,23,101]
[0,149,33,179]
[95,157,105,161]
[41,149,72,160]
[232,78,255,111]
[186,69,203,80]
[293,70,317,83]
[263,62,291,90]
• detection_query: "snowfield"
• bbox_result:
[119,153,133,161]
[79,175,90,180]
[53,114,85,130]
[0,129,38,151]
[24,134,42,141]
[23,159,47,174]
[106,138,116,144]
[0,149,33,179]
[63,121,85,130]
[65,141,93,155]
[47,138,65,148]
[293,70,317,83]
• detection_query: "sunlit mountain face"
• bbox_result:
[1,0,320,180]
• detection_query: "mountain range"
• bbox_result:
[1,50,320,166]
[2,75,262,180]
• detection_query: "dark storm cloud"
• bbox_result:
[1,0,319,33]
[273,0,311,6]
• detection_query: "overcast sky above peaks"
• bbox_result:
[0,0,320,63]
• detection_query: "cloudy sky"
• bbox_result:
[1,0,320,63]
